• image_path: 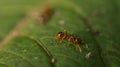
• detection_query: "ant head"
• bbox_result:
[56,32,65,40]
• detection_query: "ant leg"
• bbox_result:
[85,43,90,50]
[59,38,65,45]
[76,45,82,53]
[57,37,65,45]
[85,43,89,48]
[85,52,92,59]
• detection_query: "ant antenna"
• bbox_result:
[81,39,89,50]
[63,30,67,33]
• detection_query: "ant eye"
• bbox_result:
[57,32,63,36]
[58,32,62,34]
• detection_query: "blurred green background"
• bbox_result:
[0,0,43,40]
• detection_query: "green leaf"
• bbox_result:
[0,0,120,67]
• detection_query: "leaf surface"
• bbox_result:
[0,0,120,67]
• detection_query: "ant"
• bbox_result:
[56,30,83,53]
[39,6,53,24]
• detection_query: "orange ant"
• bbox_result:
[39,6,53,24]
[56,30,82,53]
